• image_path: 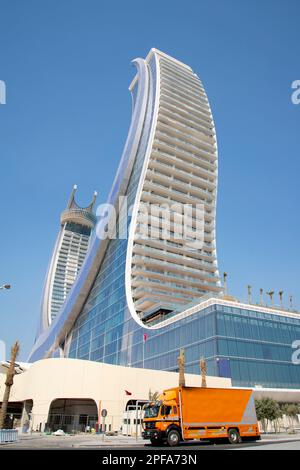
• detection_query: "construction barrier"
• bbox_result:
[0,429,19,444]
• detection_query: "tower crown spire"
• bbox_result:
[61,185,97,229]
[67,184,97,212]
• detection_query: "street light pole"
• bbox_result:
[0,284,11,291]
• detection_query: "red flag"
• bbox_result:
[143,333,148,342]
[125,390,132,396]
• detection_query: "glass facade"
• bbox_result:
[68,303,300,389]
[67,54,158,368]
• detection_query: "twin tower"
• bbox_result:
[39,185,97,332]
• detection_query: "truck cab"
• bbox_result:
[142,391,182,446]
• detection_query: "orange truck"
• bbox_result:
[142,386,260,446]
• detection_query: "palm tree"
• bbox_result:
[279,291,284,308]
[0,341,20,429]
[266,291,274,307]
[178,348,185,387]
[148,390,160,402]
[260,288,264,305]
[200,357,207,388]
[281,403,300,431]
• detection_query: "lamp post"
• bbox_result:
[0,284,11,291]
[223,272,228,297]
[247,285,252,304]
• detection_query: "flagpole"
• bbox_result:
[142,333,148,368]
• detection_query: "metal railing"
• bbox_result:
[0,429,19,444]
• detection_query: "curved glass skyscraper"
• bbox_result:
[38,185,97,334]
[125,50,222,325]
[30,49,300,389]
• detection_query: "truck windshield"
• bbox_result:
[144,404,160,418]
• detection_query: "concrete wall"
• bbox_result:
[2,359,300,434]
[0,358,231,432]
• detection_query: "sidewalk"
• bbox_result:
[260,432,300,443]
[2,431,300,449]
[0,433,147,449]
[74,435,145,448]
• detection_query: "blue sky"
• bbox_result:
[0,0,299,361]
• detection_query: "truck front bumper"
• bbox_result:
[142,429,163,441]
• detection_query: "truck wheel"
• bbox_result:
[228,428,241,444]
[167,429,181,447]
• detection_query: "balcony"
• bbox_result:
[150,148,216,180]
[159,106,214,140]
[132,253,217,276]
[131,276,219,297]
[137,209,214,232]
[159,90,212,128]
[132,244,217,270]
[160,85,211,119]
[145,168,215,200]
[156,121,216,158]
[159,60,205,91]
[153,135,217,171]
[158,115,214,150]
[133,286,189,307]
[148,159,215,191]
[140,182,215,211]
[135,221,214,247]
[131,265,219,287]
[140,191,215,224]
[132,246,218,274]
[161,76,210,111]
[159,66,207,100]
[133,237,218,263]
[159,102,213,139]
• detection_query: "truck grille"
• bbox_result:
[145,421,156,429]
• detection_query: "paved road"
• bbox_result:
[234,440,300,450]
[1,434,300,450]
[127,438,300,450]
